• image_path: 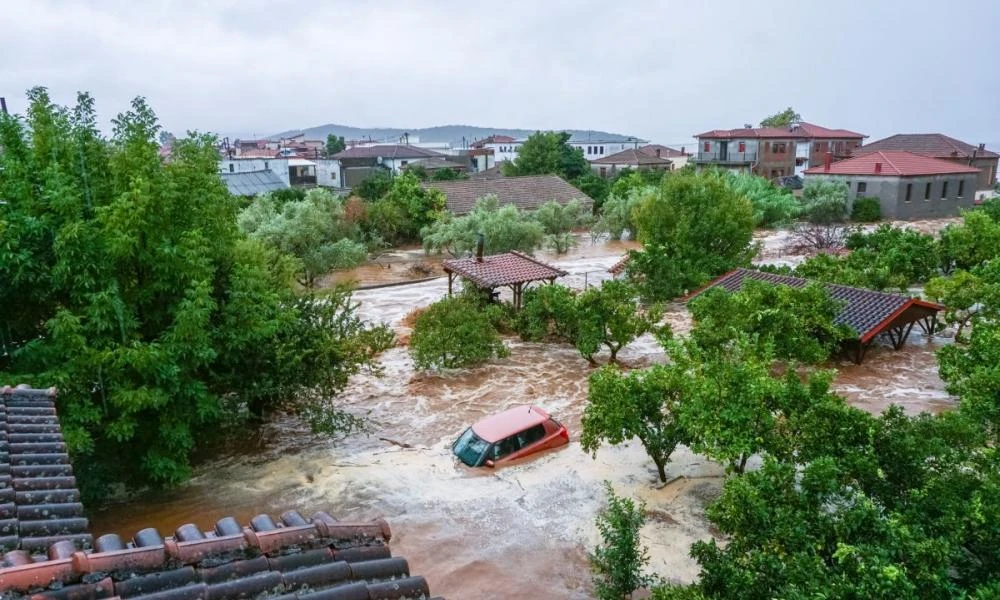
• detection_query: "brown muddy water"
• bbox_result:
[88,229,956,599]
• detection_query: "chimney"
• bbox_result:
[980,143,986,151]
[476,232,485,262]
[681,146,685,155]
[824,151,832,172]
[874,162,882,174]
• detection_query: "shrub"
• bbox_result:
[590,482,654,600]
[409,297,509,370]
[850,196,881,222]
[516,284,578,342]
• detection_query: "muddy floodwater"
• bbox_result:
[89,228,956,599]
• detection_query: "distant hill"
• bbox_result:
[268,124,645,147]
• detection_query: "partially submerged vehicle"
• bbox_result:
[452,405,569,467]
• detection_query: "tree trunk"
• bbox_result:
[654,457,667,483]
[735,453,749,475]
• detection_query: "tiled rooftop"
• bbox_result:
[590,148,672,166]
[637,144,688,158]
[332,145,445,160]
[443,251,567,288]
[859,133,999,159]
[695,122,865,140]
[423,174,593,215]
[803,151,981,177]
[0,386,91,556]
[0,387,441,599]
[689,268,942,343]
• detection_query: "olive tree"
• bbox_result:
[575,280,666,365]
[409,297,509,370]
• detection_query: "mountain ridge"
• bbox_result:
[268,123,645,146]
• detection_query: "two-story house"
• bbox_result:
[694,122,866,180]
[857,133,998,192]
[471,133,650,164]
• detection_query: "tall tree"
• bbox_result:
[501,131,589,180]
[324,133,346,157]
[627,171,756,301]
[759,107,801,128]
[574,280,665,365]
[420,196,545,256]
[0,89,391,494]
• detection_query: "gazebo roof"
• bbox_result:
[688,268,942,343]
[442,251,567,288]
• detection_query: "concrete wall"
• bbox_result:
[696,138,760,165]
[805,172,979,219]
[590,163,671,178]
[314,159,341,187]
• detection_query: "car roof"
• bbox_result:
[471,405,552,443]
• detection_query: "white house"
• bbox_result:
[470,133,650,163]
[219,157,343,188]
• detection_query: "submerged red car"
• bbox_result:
[452,405,569,467]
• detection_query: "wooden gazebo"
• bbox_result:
[687,268,943,364]
[442,250,568,310]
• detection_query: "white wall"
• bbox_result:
[314,159,342,187]
[219,158,290,186]
[575,142,640,159]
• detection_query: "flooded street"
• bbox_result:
[89,228,957,599]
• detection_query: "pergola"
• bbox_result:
[687,268,943,364]
[442,251,568,310]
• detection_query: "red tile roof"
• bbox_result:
[423,175,592,215]
[236,149,280,159]
[590,148,673,166]
[695,122,865,140]
[332,144,446,160]
[688,268,942,343]
[0,386,442,599]
[469,135,516,148]
[638,144,688,158]
[608,255,630,275]
[442,251,567,288]
[803,151,982,177]
[0,386,91,555]
[859,133,999,159]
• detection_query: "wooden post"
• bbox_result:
[447,272,453,297]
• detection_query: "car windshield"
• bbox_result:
[453,427,490,466]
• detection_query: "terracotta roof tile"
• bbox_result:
[859,133,999,159]
[424,174,593,215]
[803,151,981,176]
[689,268,942,342]
[0,386,91,556]
[637,144,689,158]
[695,122,865,140]
[442,251,567,287]
[590,148,673,166]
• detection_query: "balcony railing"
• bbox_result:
[695,151,757,164]
[289,175,317,186]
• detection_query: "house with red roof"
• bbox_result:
[694,122,866,180]
[803,150,980,219]
[858,133,998,192]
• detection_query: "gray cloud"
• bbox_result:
[1,0,998,146]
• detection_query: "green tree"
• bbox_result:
[238,188,367,288]
[845,224,939,286]
[688,279,853,364]
[759,107,801,128]
[850,196,882,222]
[800,179,849,225]
[590,482,654,600]
[421,196,544,256]
[939,209,1000,272]
[515,284,579,343]
[533,199,592,253]
[0,89,391,493]
[628,172,757,301]
[324,133,346,157]
[365,171,446,244]
[582,365,686,482]
[574,280,665,365]
[592,187,650,241]
[406,164,429,181]
[353,170,393,201]
[501,131,589,180]
[723,171,800,227]
[430,167,466,181]
[574,171,611,210]
[409,297,510,370]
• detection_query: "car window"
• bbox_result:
[493,436,519,460]
[453,428,490,466]
[519,424,546,447]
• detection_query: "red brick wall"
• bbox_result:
[752,138,795,179]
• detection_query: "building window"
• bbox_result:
[229,163,234,173]
[738,141,746,153]
[599,167,607,177]
[600,146,604,154]
[941,181,948,198]
[814,142,821,151]
[925,182,932,200]
[905,183,913,202]
[958,180,965,198]
[400,160,408,167]
[264,161,268,169]
[703,141,711,152]
[857,182,867,194]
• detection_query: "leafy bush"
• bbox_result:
[628,172,757,301]
[574,280,665,364]
[939,210,1000,272]
[353,170,393,200]
[409,297,509,370]
[688,279,853,364]
[515,284,578,342]
[800,180,849,225]
[590,483,654,600]
[725,172,800,227]
[850,196,881,222]
[421,196,545,256]
[592,187,650,241]
[533,199,592,254]
[845,224,939,285]
[0,89,392,493]
[364,172,445,245]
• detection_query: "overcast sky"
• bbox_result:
[2,0,999,147]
